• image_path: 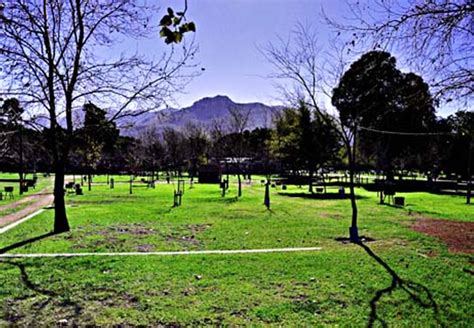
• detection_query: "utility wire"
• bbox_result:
[359,126,454,136]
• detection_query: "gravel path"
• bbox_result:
[0,192,54,229]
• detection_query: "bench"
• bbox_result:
[4,186,14,199]
[65,182,75,195]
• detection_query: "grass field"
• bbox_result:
[0,176,472,326]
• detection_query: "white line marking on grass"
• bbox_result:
[0,247,322,258]
[0,209,45,235]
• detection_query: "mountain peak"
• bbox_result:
[192,95,234,107]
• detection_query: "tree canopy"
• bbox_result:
[332,51,437,175]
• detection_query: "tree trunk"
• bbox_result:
[53,162,70,233]
[308,169,314,193]
[19,126,24,195]
[322,174,327,193]
[348,163,358,241]
[237,173,242,197]
[88,173,92,191]
[348,131,359,243]
[467,139,472,204]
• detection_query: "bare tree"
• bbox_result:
[264,25,362,242]
[324,0,473,101]
[183,122,209,181]
[0,1,196,232]
[228,105,251,197]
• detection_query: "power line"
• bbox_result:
[359,126,453,136]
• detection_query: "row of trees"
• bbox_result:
[1,90,472,185]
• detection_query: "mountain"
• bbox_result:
[49,95,283,136]
[120,95,283,136]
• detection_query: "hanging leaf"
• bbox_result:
[174,32,183,43]
[187,22,196,32]
[160,26,173,39]
[173,17,181,26]
[159,15,172,26]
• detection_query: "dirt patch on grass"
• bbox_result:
[412,218,474,254]
[136,244,154,252]
[70,223,211,251]
[106,223,155,235]
[165,224,211,247]
[319,212,344,220]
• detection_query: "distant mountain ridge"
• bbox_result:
[120,95,284,136]
[51,95,283,136]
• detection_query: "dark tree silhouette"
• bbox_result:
[163,128,187,176]
[184,123,210,182]
[0,98,26,193]
[446,111,474,204]
[139,127,165,178]
[332,51,437,179]
[74,103,119,190]
[273,101,341,193]
[332,50,437,241]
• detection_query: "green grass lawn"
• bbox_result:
[0,176,472,326]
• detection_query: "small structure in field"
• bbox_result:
[198,164,221,184]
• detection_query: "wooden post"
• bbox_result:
[221,179,226,197]
[264,180,270,209]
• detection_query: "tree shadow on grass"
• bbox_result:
[357,242,444,327]
[0,231,58,254]
[0,259,83,323]
[222,196,239,204]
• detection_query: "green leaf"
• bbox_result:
[160,26,173,39]
[174,32,183,43]
[173,17,181,26]
[187,22,196,32]
[179,25,188,34]
[159,15,172,26]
